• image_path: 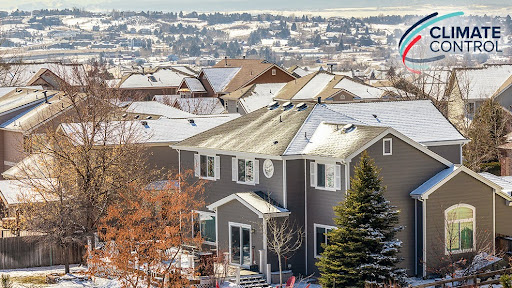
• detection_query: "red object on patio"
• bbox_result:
[286,276,296,288]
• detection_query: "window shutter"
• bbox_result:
[232,157,237,181]
[254,160,260,184]
[194,154,200,177]
[335,164,342,190]
[215,156,221,179]
[310,161,316,187]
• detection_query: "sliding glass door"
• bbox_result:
[229,222,252,267]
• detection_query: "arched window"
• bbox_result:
[445,204,475,254]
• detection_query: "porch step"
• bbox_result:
[228,273,270,288]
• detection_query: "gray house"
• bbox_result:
[172,100,512,278]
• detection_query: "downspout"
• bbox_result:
[283,160,287,208]
[304,158,308,275]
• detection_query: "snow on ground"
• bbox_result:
[0,265,120,288]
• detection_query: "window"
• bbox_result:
[193,211,216,244]
[466,102,475,118]
[445,204,475,254]
[194,154,220,180]
[383,138,392,156]
[271,69,277,76]
[310,162,341,191]
[229,222,252,266]
[232,158,259,184]
[314,224,335,257]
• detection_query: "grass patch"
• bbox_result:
[12,275,47,285]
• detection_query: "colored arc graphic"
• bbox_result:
[398,11,464,73]
[402,35,422,74]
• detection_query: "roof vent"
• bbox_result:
[267,101,279,110]
[141,121,149,127]
[296,102,307,111]
[188,119,195,124]
[134,115,140,119]
[122,113,127,118]
[146,116,152,119]
[343,123,356,134]
[282,102,293,111]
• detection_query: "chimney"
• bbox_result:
[43,91,48,103]
[317,97,321,104]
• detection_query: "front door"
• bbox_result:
[229,222,252,267]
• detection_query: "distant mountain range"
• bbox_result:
[2,0,511,16]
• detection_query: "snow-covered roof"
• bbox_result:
[453,65,512,100]
[183,77,206,92]
[201,67,241,93]
[207,192,289,218]
[174,98,225,115]
[285,100,467,156]
[0,179,55,205]
[239,83,287,114]
[291,67,311,77]
[119,68,190,88]
[126,101,194,118]
[0,63,86,87]
[2,153,54,180]
[334,78,386,99]
[292,73,335,100]
[410,166,458,198]
[60,114,240,145]
[480,172,512,195]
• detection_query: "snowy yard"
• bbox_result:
[0,265,120,288]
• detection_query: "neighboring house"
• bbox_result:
[196,58,295,98]
[178,77,208,98]
[171,100,512,279]
[0,63,87,90]
[0,88,76,179]
[116,67,195,99]
[445,64,512,127]
[221,83,287,115]
[125,101,195,119]
[172,98,226,115]
[274,71,396,103]
[58,114,239,172]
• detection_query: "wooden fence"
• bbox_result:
[411,267,512,288]
[0,235,83,270]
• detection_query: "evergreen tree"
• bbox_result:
[317,151,405,287]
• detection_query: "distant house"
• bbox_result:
[116,67,196,99]
[196,58,295,98]
[178,77,207,98]
[445,64,512,128]
[172,98,226,115]
[0,88,77,179]
[221,83,287,115]
[0,63,86,90]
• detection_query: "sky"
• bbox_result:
[0,0,511,16]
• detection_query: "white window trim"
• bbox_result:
[383,138,393,156]
[228,222,252,267]
[444,204,476,255]
[233,157,259,185]
[311,161,341,192]
[193,210,217,246]
[314,223,336,258]
[196,154,219,181]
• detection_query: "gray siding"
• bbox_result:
[146,146,179,173]
[348,134,447,276]
[305,160,346,275]
[425,172,494,274]
[285,159,306,274]
[496,85,512,113]
[216,200,263,267]
[495,194,512,237]
[180,150,285,211]
[428,144,461,164]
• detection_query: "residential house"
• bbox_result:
[196,58,295,98]
[444,64,512,128]
[116,67,196,99]
[221,83,287,115]
[171,100,512,280]
[0,63,87,90]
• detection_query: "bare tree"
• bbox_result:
[15,62,156,274]
[266,216,304,287]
